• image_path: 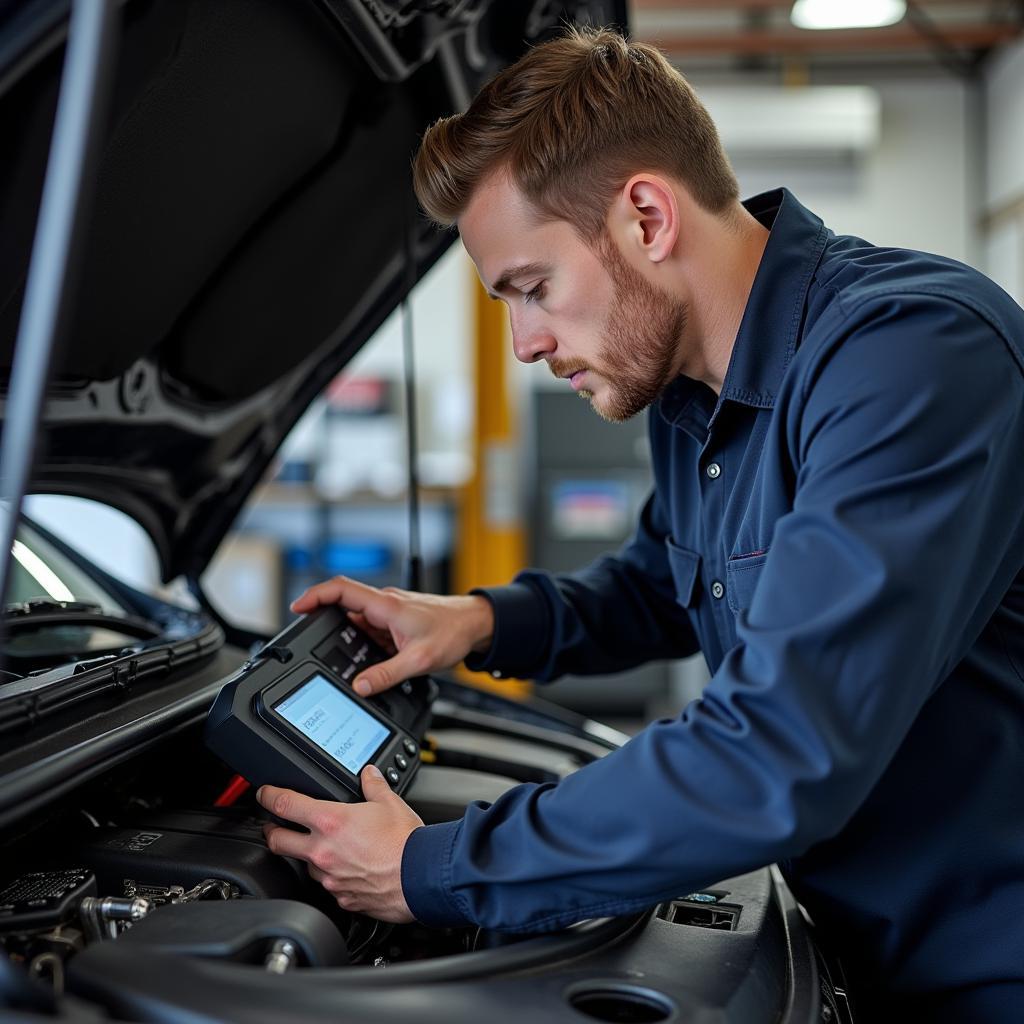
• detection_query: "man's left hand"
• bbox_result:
[258,766,424,923]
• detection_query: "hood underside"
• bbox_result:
[0,0,627,581]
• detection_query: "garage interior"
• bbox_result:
[3,2,1024,1020]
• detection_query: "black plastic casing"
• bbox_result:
[205,607,420,802]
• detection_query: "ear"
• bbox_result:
[608,174,679,265]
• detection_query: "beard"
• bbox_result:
[549,237,688,423]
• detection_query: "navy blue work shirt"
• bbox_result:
[403,189,1024,1014]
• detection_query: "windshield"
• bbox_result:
[6,521,127,616]
[2,521,150,676]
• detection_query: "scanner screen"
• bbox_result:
[275,673,390,775]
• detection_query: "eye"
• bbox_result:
[523,282,545,304]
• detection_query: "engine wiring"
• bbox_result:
[213,774,251,807]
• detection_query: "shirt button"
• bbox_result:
[711,580,725,600]
[706,462,721,479]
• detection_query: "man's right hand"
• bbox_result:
[290,577,495,696]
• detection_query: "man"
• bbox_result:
[258,27,1024,1020]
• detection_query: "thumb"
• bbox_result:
[361,764,395,802]
[352,648,424,697]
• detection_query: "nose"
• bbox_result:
[509,309,556,364]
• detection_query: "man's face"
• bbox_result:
[459,174,687,422]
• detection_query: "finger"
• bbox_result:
[307,865,344,893]
[290,575,383,615]
[352,645,429,696]
[360,764,398,803]
[346,612,396,653]
[350,617,395,653]
[290,575,353,613]
[257,785,328,830]
[263,823,316,861]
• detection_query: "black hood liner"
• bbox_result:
[1,0,450,394]
[0,0,627,581]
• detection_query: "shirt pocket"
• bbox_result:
[726,550,769,615]
[665,537,701,607]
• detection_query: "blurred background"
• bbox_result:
[26,0,1024,730]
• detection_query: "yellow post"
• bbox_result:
[454,267,532,699]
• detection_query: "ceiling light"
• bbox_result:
[791,0,907,30]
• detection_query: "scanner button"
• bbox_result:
[385,767,401,787]
[402,738,418,757]
[337,626,365,657]
[394,754,409,772]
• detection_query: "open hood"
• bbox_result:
[0,0,627,583]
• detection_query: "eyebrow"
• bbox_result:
[488,261,550,300]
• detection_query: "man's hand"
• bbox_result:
[290,576,495,696]
[258,767,424,923]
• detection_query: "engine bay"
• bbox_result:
[0,637,842,1024]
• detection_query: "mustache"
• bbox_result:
[547,358,589,379]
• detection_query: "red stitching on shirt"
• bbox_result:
[730,549,767,561]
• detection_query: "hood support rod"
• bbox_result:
[402,193,423,592]
[0,0,118,609]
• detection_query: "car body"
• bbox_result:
[0,2,848,1021]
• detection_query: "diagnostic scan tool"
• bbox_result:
[205,607,422,803]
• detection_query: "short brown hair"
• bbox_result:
[413,26,739,239]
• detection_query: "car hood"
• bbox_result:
[0,0,626,582]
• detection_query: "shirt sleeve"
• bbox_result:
[403,293,1024,933]
[463,485,700,681]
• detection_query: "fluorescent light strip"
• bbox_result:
[10,539,75,602]
[791,0,907,30]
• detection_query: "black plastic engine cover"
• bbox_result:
[114,899,348,967]
[50,825,306,900]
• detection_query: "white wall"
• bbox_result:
[986,38,1024,212]
[984,37,1024,305]
[703,77,975,264]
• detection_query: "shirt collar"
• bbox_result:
[658,188,828,428]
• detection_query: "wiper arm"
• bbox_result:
[2,600,160,641]
[5,598,104,618]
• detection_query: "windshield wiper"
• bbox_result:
[3,599,161,640]
[0,617,226,735]
[5,598,105,618]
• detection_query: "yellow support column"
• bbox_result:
[454,267,532,699]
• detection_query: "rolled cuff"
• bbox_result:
[401,820,474,929]
[462,582,551,678]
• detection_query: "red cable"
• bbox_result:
[214,774,251,807]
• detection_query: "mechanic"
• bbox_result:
[258,27,1024,1020]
